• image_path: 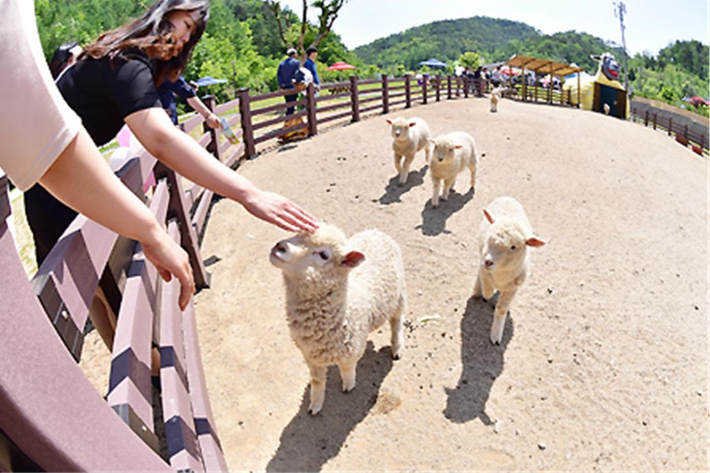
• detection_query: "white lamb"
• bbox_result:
[428,131,477,207]
[473,196,546,344]
[269,224,406,415]
[490,87,502,112]
[387,116,431,185]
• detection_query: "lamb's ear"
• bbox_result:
[483,208,494,224]
[341,251,365,268]
[454,145,463,149]
[386,119,392,125]
[526,237,546,248]
[408,121,417,127]
[428,138,436,146]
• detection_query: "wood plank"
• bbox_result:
[0,221,170,471]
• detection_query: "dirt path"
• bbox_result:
[194,97,708,471]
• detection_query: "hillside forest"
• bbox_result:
[35,0,709,117]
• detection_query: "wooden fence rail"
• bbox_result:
[629,105,708,156]
[0,92,238,470]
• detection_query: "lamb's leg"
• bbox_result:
[480,271,495,301]
[442,176,456,200]
[469,157,477,190]
[473,269,483,297]
[389,296,405,360]
[490,288,517,345]
[307,363,327,415]
[399,154,414,185]
[431,177,441,207]
[338,358,358,393]
[394,153,402,174]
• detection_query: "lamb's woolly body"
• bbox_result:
[429,131,477,206]
[272,224,405,413]
[474,196,543,344]
[490,88,502,112]
[284,230,405,367]
[389,116,431,184]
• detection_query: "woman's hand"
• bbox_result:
[141,226,195,310]
[243,189,318,233]
[204,112,221,130]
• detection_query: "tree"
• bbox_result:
[458,51,482,69]
[264,0,348,55]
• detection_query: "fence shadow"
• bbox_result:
[416,187,475,236]
[266,343,394,472]
[377,165,428,205]
[443,295,513,425]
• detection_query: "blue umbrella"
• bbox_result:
[418,58,448,68]
[194,76,227,87]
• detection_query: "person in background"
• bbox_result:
[2,0,194,309]
[303,46,320,91]
[157,74,221,128]
[48,41,83,79]
[277,48,301,115]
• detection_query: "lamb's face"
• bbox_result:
[388,118,412,141]
[432,138,459,163]
[480,221,528,273]
[269,225,364,280]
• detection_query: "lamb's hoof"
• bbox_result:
[398,176,407,186]
[391,350,401,361]
[342,380,356,393]
[308,401,323,415]
[490,334,502,345]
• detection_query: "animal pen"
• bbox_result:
[1,67,705,471]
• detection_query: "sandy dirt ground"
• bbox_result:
[79,96,708,471]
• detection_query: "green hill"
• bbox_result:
[353,16,539,70]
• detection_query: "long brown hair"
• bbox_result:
[81,0,210,86]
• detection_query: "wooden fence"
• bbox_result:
[629,104,708,156]
[0,96,238,471]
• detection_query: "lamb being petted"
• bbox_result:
[387,116,431,185]
[269,224,406,415]
[473,197,546,344]
[428,131,477,207]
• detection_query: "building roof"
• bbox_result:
[505,54,584,77]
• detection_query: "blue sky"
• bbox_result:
[280,0,709,56]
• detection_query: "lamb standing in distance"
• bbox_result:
[490,87,502,112]
[387,116,431,185]
[473,197,546,344]
[269,224,406,415]
[428,131,477,207]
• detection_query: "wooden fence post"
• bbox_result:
[306,83,317,136]
[153,163,210,290]
[447,75,452,100]
[423,75,428,105]
[653,113,657,130]
[668,118,672,136]
[463,75,469,99]
[201,95,222,161]
[405,75,411,108]
[435,75,441,102]
[236,88,256,159]
[644,110,649,126]
[350,75,360,122]
[382,74,389,114]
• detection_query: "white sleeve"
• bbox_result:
[0,0,82,191]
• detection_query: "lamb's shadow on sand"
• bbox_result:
[377,165,428,205]
[443,295,513,425]
[266,343,394,472]
[416,187,475,236]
